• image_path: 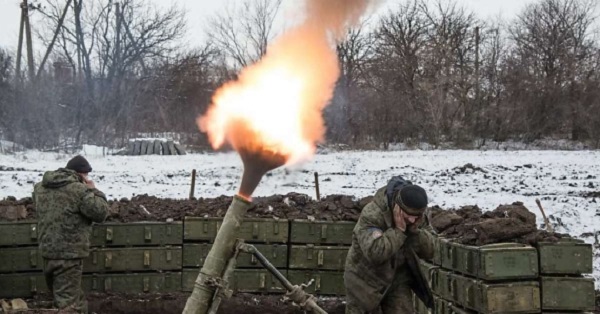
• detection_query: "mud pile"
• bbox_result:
[0,193,367,222]
[429,202,568,246]
[0,194,569,246]
[0,196,35,221]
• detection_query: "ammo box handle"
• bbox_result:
[252,223,259,239]
[144,250,151,267]
[450,246,458,269]
[465,251,474,274]
[106,227,113,242]
[30,224,37,240]
[144,226,152,242]
[317,250,324,267]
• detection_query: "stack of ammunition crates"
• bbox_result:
[0,221,183,297]
[1,218,595,314]
[181,217,289,293]
[414,237,595,314]
[287,219,354,295]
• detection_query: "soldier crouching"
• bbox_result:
[344,176,435,313]
[33,156,109,313]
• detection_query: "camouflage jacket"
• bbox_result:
[33,168,109,259]
[343,183,435,311]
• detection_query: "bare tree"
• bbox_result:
[326,21,375,144]
[508,0,597,140]
[207,0,282,69]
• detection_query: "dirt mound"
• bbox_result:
[26,292,345,314]
[429,202,568,246]
[0,197,35,221]
[0,193,366,222]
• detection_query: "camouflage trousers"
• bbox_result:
[43,259,88,314]
[345,284,413,314]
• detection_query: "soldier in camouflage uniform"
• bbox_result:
[33,156,109,313]
[344,176,435,313]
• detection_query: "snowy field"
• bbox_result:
[1,148,599,286]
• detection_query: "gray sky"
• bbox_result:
[0,0,536,51]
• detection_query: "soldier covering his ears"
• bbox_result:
[33,155,109,313]
[344,176,435,313]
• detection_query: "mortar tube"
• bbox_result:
[182,195,252,314]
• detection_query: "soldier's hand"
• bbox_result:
[393,205,406,232]
[84,178,96,189]
[407,216,423,234]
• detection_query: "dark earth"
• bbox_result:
[17,292,345,314]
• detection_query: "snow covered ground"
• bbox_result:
[1,149,599,286]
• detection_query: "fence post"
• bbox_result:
[190,169,196,200]
[314,172,320,201]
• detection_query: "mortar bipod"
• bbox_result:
[207,240,328,314]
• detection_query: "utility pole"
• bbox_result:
[15,1,25,81]
[474,26,480,134]
[15,0,35,81]
[24,0,35,81]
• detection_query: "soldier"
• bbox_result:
[344,176,435,313]
[33,155,109,313]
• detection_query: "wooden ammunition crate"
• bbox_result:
[184,217,288,243]
[537,240,593,275]
[182,243,287,268]
[289,220,354,245]
[288,245,349,270]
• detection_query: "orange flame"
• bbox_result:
[199,0,373,165]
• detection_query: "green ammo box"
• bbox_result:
[413,292,432,314]
[289,220,355,245]
[440,238,453,270]
[450,273,541,313]
[432,268,453,301]
[540,276,595,311]
[0,222,38,246]
[90,222,183,247]
[287,270,346,295]
[83,247,182,273]
[450,242,538,281]
[537,240,593,275]
[433,237,445,266]
[418,258,440,290]
[233,269,287,294]
[184,217,289,243]
[181,269,286,294]
[288,245,349,270]
[83,272,181,293]
[0,272,47,298]
[0,247,43,272]
[182,243,287,268]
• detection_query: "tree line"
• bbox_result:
[0,0,599,150]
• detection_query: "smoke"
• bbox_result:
[199,0,376,198]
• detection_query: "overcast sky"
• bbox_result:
[0,0,537,52]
